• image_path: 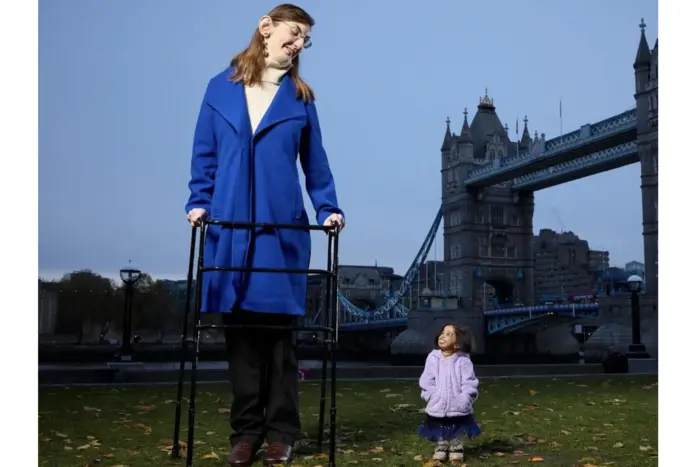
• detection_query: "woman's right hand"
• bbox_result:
[186,208,208,226]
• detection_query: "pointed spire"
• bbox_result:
[441,116,453,151]
[521,115,531,141]
[635,17,651,68]
[458,107,473,143]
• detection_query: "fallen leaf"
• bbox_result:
[560,430,571,435]
[530,457,544,463]
[201,451,220,460]
[613,442,624,448]
[639,445,653,451]
[217,407,231,414]
[529,389,537,396]
[413,454,423,460]
[133,405,155,412]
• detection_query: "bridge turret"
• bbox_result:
[457,107,474,162]
[441,117,453,153]
[634,18,651,93]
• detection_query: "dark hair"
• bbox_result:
[434,323,475,353]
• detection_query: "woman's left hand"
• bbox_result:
[323,213,345,233]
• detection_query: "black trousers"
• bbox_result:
[223,310,301,447]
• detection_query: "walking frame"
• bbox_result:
[170,218,341,467]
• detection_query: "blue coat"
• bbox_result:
[185,67,343,316]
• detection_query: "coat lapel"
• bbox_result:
[254,74,306,140]
[205,68,251,139]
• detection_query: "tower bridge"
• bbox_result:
[308,23,658,355]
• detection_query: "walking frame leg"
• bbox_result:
[172,226,197,458]
[185,223,207,467]
[317,233,334,452]
[328,231,340,467]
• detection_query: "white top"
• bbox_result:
[244,58,292,133]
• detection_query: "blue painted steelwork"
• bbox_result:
[302,207,442,330]
[485,304,599,334]
[336,301,600,333]
[512,141,638,190]
[465,109,637,185]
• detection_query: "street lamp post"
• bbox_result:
[118,262,142,362]
[626,274,649,358]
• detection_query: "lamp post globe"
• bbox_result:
[117,262,142,361]
[626,274,648,359]
[626,274,643,292]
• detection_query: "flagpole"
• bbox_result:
[559,97,563,137]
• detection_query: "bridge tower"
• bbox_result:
[441,92,536,347]
[634,19,658,294]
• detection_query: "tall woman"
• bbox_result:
[185,4,344,466]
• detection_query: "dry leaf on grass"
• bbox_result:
[529,456,545,462]
[200,451,220,460]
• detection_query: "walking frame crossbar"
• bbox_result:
[208,218,334,232]
[171,218,341,467]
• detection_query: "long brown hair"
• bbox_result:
[229,4,315,103]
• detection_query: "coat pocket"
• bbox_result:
[293,184,304,220]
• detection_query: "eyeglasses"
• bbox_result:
[279,20,312,49]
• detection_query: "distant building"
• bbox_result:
[39,290,58,335]
[589,250,610,272]
[533,229,608,298]
[625,260,645,276]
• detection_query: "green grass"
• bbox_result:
[39,376,657,466]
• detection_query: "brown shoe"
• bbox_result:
[262,442,293,466]
[227,442,256,466]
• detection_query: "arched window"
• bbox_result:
[489,150,495,159]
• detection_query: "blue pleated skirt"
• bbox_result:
[418,414,482,442]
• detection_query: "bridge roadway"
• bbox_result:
[338,302,599,334]
[512,141,639,191]
[465,109,637,188]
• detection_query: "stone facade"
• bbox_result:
[441,98,536,329]
[634,22,658,295]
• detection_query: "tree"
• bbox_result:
[130,274,178,333]
[42,270,120,340]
